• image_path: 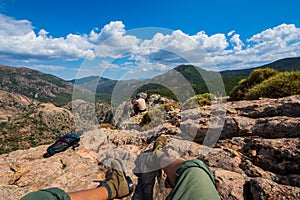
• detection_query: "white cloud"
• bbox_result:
[229,33,243,51]
[94,34,140,58]
[207,24,300,70]
[38,29,49,37]
[1,13,300,79]
[0,14,95,62]
[193,31,229,52]
[228,30,235,37]
[0,14,33,36]
[88,21,126,44]
[140,30,209,65]
[24,64,66,71]
[248,24,300,43]
[122,62,170,80]
[98,60,120,69]
[90,21,140,58]
[142,30,198,52]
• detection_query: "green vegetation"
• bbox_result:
[0,110,71,155]
[230,68,279,100]
[95,93,113,104]
[160,103,180,111]
[135,83,178,101]
[0,122,8,129]
[229,68,300,100]
[40,74,67,88]
[174,65,209,94]
[222,76,246,95]
[54,93,72,106]
[245,71,300,99]
[182,93,214,110]
[73,57,300,102]
[0,65,72,106]
[140,107,165,127]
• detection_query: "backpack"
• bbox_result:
[43,131,83,158]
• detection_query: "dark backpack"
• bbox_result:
[43,131,83,158]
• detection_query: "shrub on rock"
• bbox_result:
[245,71,300,99]
[182,93,214,110]
[230,68,279,100]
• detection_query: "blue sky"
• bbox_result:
[0,0,300,80]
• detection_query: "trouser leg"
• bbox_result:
[170,159,220,200]
[21,187,70,200]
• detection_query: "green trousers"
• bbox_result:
[20,187,70,200]
[171,159,220,200]
[21,159,220,200]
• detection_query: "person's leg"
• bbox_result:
[21,160,133,200]
[167,159,220,200]
[160,157,184,187]
[69,159,133,200]
[21,188,71,200]
[68,187,108,200]
[21,186,109,200]
[150,136,220,200]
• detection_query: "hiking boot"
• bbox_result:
[152,135,167,161]
[106,160,134,199]
[134,136,168,174]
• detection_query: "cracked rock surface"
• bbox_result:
[0,95,300,200]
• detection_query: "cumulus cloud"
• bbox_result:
[88,21,126,44]
[214,23,300,70]
[1,13,300,79]
[193,31,229,53]
[0,14,95,62]
[94,34,140,58]
[142,30,198,52]
[230,33,244,51]
[140,30,210,65]
[248,24,300,43]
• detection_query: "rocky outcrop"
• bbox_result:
[250,178,300,200]
[0,145,104,200]
[0,95,299,200]
[242,138,299,177]
[115,94,178,130]
[0,102,75,154]
[0,90,37,123]
[178,95,300,144]
[31,103,74,129]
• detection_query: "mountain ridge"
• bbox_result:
[1,56,300,105]
[0,64,73,106]
[73,57,300,99]
[220,57,300,76]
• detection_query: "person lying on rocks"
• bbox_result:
[21,136,220,200]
